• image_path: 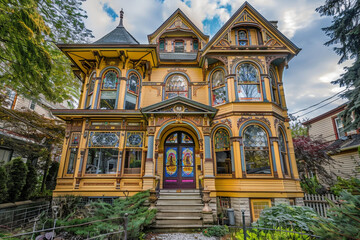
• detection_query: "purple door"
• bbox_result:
[164,132,196,189]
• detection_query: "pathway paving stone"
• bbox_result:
[145,232,219,240]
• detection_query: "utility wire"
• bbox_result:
[297,97,342,118]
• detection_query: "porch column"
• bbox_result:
[143,126,156,190]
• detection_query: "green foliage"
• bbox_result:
[45,161,59,190]
[20,160,38,200]
[0,0,92,103]
[203,225,229,237]
[301,176,327,194]
[0,166,8,203]
[253,204,320,233]
[316,1,360,131]
[290,120,308,138]
[5,157,27,202]
[312,189,360,239]
[234,228,314,240]
[331,176,360,196]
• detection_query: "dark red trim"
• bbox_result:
[303,103,347,125]
[331,116,339,140]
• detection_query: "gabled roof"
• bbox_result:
[141,96,217,118]
[201,1,300,55]
[94,10,139,45]
[147,8,209,43]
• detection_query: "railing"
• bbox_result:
[229,210,321,240]
[0,202,51,231]
[2,214,129,240]
[304,193,340,218]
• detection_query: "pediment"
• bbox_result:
[141,96,217,117]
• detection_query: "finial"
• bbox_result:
[119,8,124,27]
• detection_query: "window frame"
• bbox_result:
[250,199,271,222]
[159,39,165,51]
[29,100,36,110]
[85,72,96,109]
[242,124,273,176]
[278,128,290,177]
[124,71,141,110]
[211,69,227,106]
[64,132,81,177]
[123,131,145,175]
[213,128,232,176]
[174,40,185,53]
[98,69,119,110]
[193,39,198,51]
[238,29,249,46]
[334,117,346,139]
[269,70,280,105]
[164,74,190,100]
[236,63,263,101]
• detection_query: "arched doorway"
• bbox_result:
[163,131,196,189]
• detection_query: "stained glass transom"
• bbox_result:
[214,129,230,152]
[244,125,268,148]
[165,74,188,99]
[212,70,225,88]
[126,132,144,147]
[237,64,259,83]
[70,133,80,146]
[88,132,120,148]
[181,133,193,143]
[102,70,118,89]
[166,133,178,143]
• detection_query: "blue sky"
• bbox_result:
[82,0,347,120]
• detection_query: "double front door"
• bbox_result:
[163,131,196,189]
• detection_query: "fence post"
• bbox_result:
[123,213,128,240]
[241,209,246,240]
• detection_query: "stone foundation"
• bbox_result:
[230,197,251,226]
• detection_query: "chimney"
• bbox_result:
[269,21,278,28]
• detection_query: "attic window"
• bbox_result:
[175,41,184,52]
[238,30,248,46]
[159,39,165,51]
[193,40,198,50]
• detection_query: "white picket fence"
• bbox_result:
[303,193,340,217]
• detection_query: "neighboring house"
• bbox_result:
[303,104,360,180]
[0,87,68,165]
[52,3,303,226]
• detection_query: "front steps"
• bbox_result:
[152,189,205,230]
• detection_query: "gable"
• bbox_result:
[148,9,209,46]
[203,2,300,54]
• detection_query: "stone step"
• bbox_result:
[155,217,203,225]
[156,210,202,218]
[157,199,202,205]
[150,225,207,232]
[156,204,203,211]
[160,189,200,193]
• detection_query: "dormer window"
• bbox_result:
[238,30,248,46]
[175,41,184,52]
[193,40,198,50]
[159,39,165,51]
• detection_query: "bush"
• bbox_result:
[20,160,38,200]
[45,161,59,190]
[312,189,360,240]
[0,166,8,203]
[234,228,314,240]
[330,177,360,195]
[203,225,229,237]
[5,157,27,202]
[253,204,320,233]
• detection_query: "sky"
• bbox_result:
[82,0,348,121]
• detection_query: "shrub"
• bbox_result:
[312,189,360,240]
[0,166,8,203]
[20,160,38,200]
[253,204,320,233]
[45,161,59,190]
[203,225,229,237]
[330,177,360,195]
[234,228,314,240]
[5,157,27,202]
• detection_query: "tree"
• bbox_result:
[6,157,27,202]
[45,161,59,190]
[316,0,360,131]
[20,160,38,200]
[0,166,8,203]
[0,0,93,103]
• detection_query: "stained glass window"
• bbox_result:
[159,39,165,51]
[181,133,193,143]
[238,30,248,46]
[88,132,120,148]
[70,133,80,146]
[237,63,261,101]
[269,70,279,104]
[243,125,271,174]
[214,129,232,174]
[102,70,118,89]
[278,129,289,176]
[66,148,78,174]
[126,132,143,148]
[165,74,188,99]
[125,72,140,110]
[165,147,178,177]
[211,70,226,105]
[99,69,119,109]
[182,147,194,177]
[251,199,271,222]
[166,133,178,143]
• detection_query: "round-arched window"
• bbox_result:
[165,74,189,99]
[236,63,261,101]
[99,69,119,109]
[214,128,231,174]
[211,70,227,105]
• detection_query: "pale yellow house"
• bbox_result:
[52,2,303,226]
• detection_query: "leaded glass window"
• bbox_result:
[237,63,261,101]
[125,72,140,110]
[88,132,120,148]
[211,70,227,105]
[126,132,144,148]
[124,131,144,174]
[99,69,119,109]
[278,129,289,176]
[238,30,248,46]
[66,132,80,175]
[269,70,279,104]
[165,74,189,99]
[181,133,193,143]
[243,125,271,174]
[166,133,178,143]
[214,128,232,174]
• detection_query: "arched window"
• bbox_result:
[125,72,140,110]
[269,70,280,104]
[238,30,248,45]
[236,63,261,101]
[211,70,227,106]
[278,128,290,176]
[243,125,271,174]
[85,72,96,109]
[99,69,119,109]
[165,74,189,99]
[214,128,232,174]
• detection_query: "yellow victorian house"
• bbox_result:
[52,2,303,227]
